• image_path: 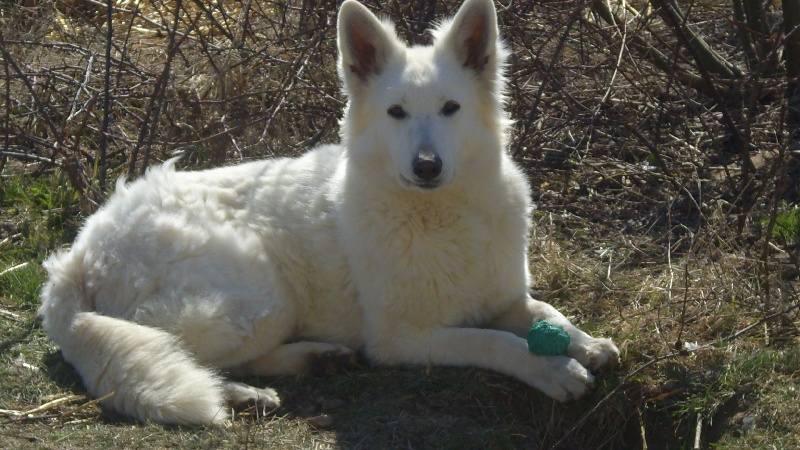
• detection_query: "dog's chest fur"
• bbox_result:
[334,171,530,330]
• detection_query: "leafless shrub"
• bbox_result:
[2,0,343,195]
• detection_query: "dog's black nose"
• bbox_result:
[412,155,442,181]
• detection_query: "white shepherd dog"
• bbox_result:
[40,0,619,426]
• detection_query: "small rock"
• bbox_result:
[307,414,334,429]
[741,415,756,434]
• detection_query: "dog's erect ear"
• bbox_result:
[439,0,498,73]
[337,1,399,87]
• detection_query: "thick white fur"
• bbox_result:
[39,0,619,426]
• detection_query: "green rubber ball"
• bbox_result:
[527,319,571,356]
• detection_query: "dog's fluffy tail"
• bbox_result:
[39,250,229,426]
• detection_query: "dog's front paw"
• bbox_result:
[568,337,620,372]
[529,356,595,402]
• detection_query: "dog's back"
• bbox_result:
[39,146,355,424]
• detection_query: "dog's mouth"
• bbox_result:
[399,175,443,191]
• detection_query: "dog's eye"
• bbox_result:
[441,100,461,116]
[387,105,408,120]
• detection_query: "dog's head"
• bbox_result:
[337,0,509,192]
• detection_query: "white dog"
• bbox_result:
[39,0,619,426]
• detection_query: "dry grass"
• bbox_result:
[2,0,800,448]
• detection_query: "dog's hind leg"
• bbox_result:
[223,381,281,411]
[237,341,357,376]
